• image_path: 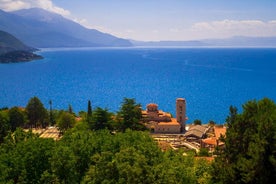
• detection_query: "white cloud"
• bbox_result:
[0,0,70,16]
[73,18,92,28]
[189,19,276,39]
[269,20,276,24]
[128,19,276,41]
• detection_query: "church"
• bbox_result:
[142,98,187,133]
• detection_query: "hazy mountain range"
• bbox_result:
[0,8,132,47]
[0,30,34,54]
[0,8,276,48]
[131,37,276,47]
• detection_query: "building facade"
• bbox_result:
[176,98,186,132]
[143,98,187,133]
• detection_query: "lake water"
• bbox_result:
[1,48,276,124]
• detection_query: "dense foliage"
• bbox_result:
[1,97,276,183]
[0,128,211,183]
[212,98,276,184]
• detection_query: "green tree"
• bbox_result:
[114,147,151,184]
[87,100,93,128]
[117,98,145,131]
[226,105,238,125]
[0,110,10,143]
[50,145,78,184]
[212,98,276,184]
[91,107,113,130]
[0,130,54,183]
[83,151,118,184]
[57,111,76,133]
[198,148,210,157]
[87,100,92,118]
[68,104,73,114]
[49,100,55,126]
[193,119,202,125]
[208,120,216,127]
[8,107,26,131]
[79,111,87,119]
[26,97,48,128]
[40,171,60,184]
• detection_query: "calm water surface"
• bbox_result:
[1,48,276,123]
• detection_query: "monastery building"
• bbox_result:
[143,98,187,133]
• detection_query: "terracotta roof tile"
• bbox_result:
[202,137,217,145]
[214,127,226,139]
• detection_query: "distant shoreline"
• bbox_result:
[38,46,276,52]
[0,50,43,63]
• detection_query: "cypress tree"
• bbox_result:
[49,100,54,126]
[87,100,92,117]
[68,104,73,114]
[87,100,93,127]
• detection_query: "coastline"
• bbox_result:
[0,50,43,63]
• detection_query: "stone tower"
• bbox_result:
[176,98,186,132]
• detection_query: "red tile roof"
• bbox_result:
[202,137,217,145]
[214,127,226,139]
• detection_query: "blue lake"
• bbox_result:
[1,48,276,124]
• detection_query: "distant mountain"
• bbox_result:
[0,8,132,48]
[0,30,42,63]
[202,36,276,47]
[0,30,34,54]
[1,8,275,48]
[131,40,209,47]
[131,36,276,47]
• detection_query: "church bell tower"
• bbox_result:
[176,98,186,132]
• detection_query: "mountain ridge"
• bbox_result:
[0,30,34,54]
[1,8,275,48]
[131,36,276,47]
[0,8,132,48]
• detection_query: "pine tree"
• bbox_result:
[117,98,145,131]
[92,107,112,130]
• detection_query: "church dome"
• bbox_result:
[147,103,158,111]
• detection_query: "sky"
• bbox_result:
[0,0,276,41]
